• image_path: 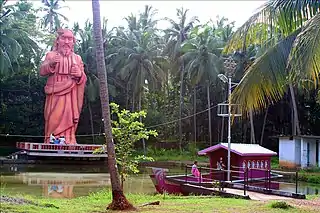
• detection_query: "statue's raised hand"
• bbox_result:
[49,53,61,68]
[70,64,82,78]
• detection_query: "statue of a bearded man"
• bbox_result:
[40,29,87,145]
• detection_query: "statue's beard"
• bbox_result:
[58,44,73,56]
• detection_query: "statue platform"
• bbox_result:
[14,142,107,159]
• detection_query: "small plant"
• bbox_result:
[270,201,292,209]
[110,103,157,189]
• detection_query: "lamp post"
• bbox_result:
[218,56,237,181]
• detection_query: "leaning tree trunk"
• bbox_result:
[193,87,197,147]
[91,0,133,210]
[249,110,256,144]
[260,104,269,145]
[178,63,185,153]
[88,99,95,143]
[289,83,301,135]
[50,19,53,33]
[138,90,146,155]
[207,84,212,146]
[132,89,135,112]
[125,83,129,109]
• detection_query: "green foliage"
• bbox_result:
[146,147,207,162]
[0,0,41,76]
[297,171,320,184]
[110,102,157,187]
[271,156,280,169]
[270,201,292,209]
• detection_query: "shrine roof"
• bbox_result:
[198,143,277,156]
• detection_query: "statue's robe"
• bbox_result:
[40,51,87,145]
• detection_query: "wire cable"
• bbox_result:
[0,102,225,137]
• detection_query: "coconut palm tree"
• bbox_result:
[91,0,133,210]
[111,27,167,154]
[181,25,223,146]
[41,0,68,33]
[163,7,199,151]
[73,19,119,143]
[0,0,39,77]
[224,0,320,136]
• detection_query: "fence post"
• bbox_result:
[244,169,247,196]
[264,170,267,189]
[268,170,271,190]
[185,165,187,183]
[295,171,298,194]
[219,170,222,191]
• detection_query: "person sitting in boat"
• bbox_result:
[217,157,225,170]
[191,161,201,177]
[59,136,66,145]
[49,133,56,144]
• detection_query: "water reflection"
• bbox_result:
[0,165,156,198]
[46,185,73,198]
[8,172,111,198]
[279,182,319,195]
[1,164,320,197]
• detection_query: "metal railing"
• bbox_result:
[185,164,301,196]
[185,165,248,196]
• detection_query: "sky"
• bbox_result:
[10,1,267,30]
[62,1,267,29]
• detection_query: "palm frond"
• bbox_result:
[224,0,320,54]
[288,13,320,87]
[231,29,301,114]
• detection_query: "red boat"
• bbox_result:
[149,167,250,198]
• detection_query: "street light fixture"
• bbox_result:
[218,74,228,83]
[219,56,238,182]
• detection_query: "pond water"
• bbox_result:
[1,164,319,198]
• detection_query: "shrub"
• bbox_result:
[270,201,292,209]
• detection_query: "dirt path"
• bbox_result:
[287,197,320,212]
[224,188,293,201]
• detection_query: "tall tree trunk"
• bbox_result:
[88,100,95,143]
[291,99,295,135]
[138,91,146,155]
[193,87,197,147]
[132,89,135,111]
[179,63,184,153]
[243,122,247,143]
[207,84,212,146]
[125,83,129,109]
[289,83,301,135]
[249,110,256,144]
[260,105,269,145]
[91,0,133,210]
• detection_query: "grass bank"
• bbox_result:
[1,190,319,213]
[271,157,320,184]
[298,169,320,184]
[138,147,208,163]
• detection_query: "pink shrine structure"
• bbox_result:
[198,143,277,180]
